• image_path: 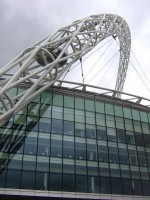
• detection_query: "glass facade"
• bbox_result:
[1,87,150,197]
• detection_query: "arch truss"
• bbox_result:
[0,14,131,126]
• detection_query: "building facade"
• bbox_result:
[0,85,150,200]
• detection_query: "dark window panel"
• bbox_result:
[97,126,107,140]
[51,138,62,158]
[21,171,35,190]
[35,172,49,190]
[135,133,145,147]
[88,176,100,193]
[100,177,111,194]
[132,179,143,196]
[144,134,150,148]
[75,122,85,137]
[126,131,135,144]
[49,173,62,191]
[98,143,108,162]
[63,174,75,192]
[122,178,133,195]
[0,169,7,188]
[37,137,50,156]
[111,177,122,195]
[116,129,126,143]
[64,121,74,136]
[142,180,150,196]
[76,175,87,192]
[63,140,74,159]
[39,118,51,133]
[6,170,21,189]
[51,119,62,134]
[75,139,86,160]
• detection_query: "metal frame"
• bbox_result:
[0,14,131,126]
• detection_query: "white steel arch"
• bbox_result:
[0,14,131,126]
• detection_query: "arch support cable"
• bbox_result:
[0,14,131,126]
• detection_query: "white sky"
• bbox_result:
[0,0,150,98]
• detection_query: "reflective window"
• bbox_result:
[75,122,85,137]
[100,177,111,194]
[126,131,135,144]
[105,103,114,115]
[76,175,87,192]
[95,101,104,113]
[128,145,138,165]
[86,124,96,138]
[108,142,119,164]
[140,111,148,122]
[135,133,144,146]
[52,106,63,119]
[35,172,48,190]
[41,92,52,104]
[86,111,95,124]
[64,108,74,121]
[116,129,126,143]
[107,128,116,142]
[87,139,97,161]
[6,170,21,189]
[75,97,84,110]
[64,121,74,136]
[132,109,140,121]
[97,126,107,140]
[98,141,108,162]
[114,105,123,117]
[51,119,62,134]
[85,99,95,112]
[75,137,86,160]
[63,136,74,159]
[111,177,122,194]
[64,95,74,108]
[106,115,115,128]
[96,113,105,126]
[49,173,62,191]
[53,94,63,106]
[39,118,51,133]
[75,109,85,123]
[123,107,132,119]
[88,176,99,193]
[21,171,35,189]
[122,179,133,195]
[63,174,75,192]
[51,135,62,157]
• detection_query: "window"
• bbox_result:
[87,139,97,161]
[135,133,144,146]
[51,135,62,157]
[86,111,95,124]
[118,143,129,164]
[133,121,142,133]
[75,138,86,160]
[88,176,99,193]
[63,136,74,159]
[126,131,135,144]
[76,175,87,192]
[51,119,62,134]
[128,145,138,165]
[64,95,74,108]
[132,109,140,121]
[86,124,96,138]
[39,118,51,133]
[107,128,116,141]
[75,98,84,110]
[125,119,133,131]
[85,99,95,112]
[75,122,85,137]
[95,101,104,113]
[114,105,123,117]
[53,94,63,106]
[41,92,52,104]
[63,174,75,192]
[100,177,111,194]
[35,172,48,190]
[140,111,148,122]
[108,142,119,164]
[122,179,133,195]
[123,107,132,119]
[106,115,115,128]
[64,121,74,136]
[75,109,85,123]
[111,177,122,194]
[96,113,105,126]
[97,126,107,140]
[116,129,126,143]
[64,108,74,121]
[49,173,62,191]
[98,141,108,162]
[105,103,114,115]
[52,106,63,119]
[21,171,35,189]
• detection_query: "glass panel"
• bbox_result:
[6,170,21,189]
[135,133,144,146]
[99,162,110,177]
[142,122,150,134]
[64,108,74,121]
[63,159,75,174]
[40,104,51,118]
[75,97,84,110]
[116,129,126,143]
[108,142,119,163]
[142,180,150,196]
[39,118,51,133]
[123,107,132,119]
[132,109,140,121]
[140,167,149,180]
[63,174,75,192]
[88,161,98,175]
[26,116,39,132]
[64,121,74,136]
[85,99,95,111]
[98,141,108,162]
[111,177,122,194]
[97,126,107,140]
[52,106,63,119]
[63,136,74,159]
[105,103,114,115]
[51,134,62,157]
[76,160,87,175]
[41,91,52,104]
[76,175,87,192]
[87,139,97,161]
[95,101,104,113]
[50,157,62,173]
[137,147,147,166]
[134,121,142,133]
[100,177,111,194]
[125,119,133,131]
[21,171,35,189]
[118,143,129,165]
[140,111,148,122]
[120,165,130,178]
[37,135,50,156]
[35,172,48,190]
[53,93,63,106]
[107,128,116,142]
[75,137,86,160]
[86,111,95,124]
[96,113,105,126]
[64,95,74,108]
[126,131,135,144]
[86,124,96,138]
[144,135,150,148]
[75,122,85,137]
[7,154,23,170]
[131,166,140,179]
[51,119,62,134]
[132,179,143,195]
[106,115,115,128]
[110,163,120,177]
[49,173,62,191]
[115,117,124,129]
[88,176,99,193]
[114,105,123,117]
[75,109,85,123]
[128,145,138,165]
[28,102,40,117]
[22,155,36,171]
[0,169,7,188]
[36,156,49,172]
[24,133,37,155]
[122,179,133,195]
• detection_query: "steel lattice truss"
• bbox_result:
[0,14,131,126]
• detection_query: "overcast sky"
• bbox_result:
[1,0,150,99]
